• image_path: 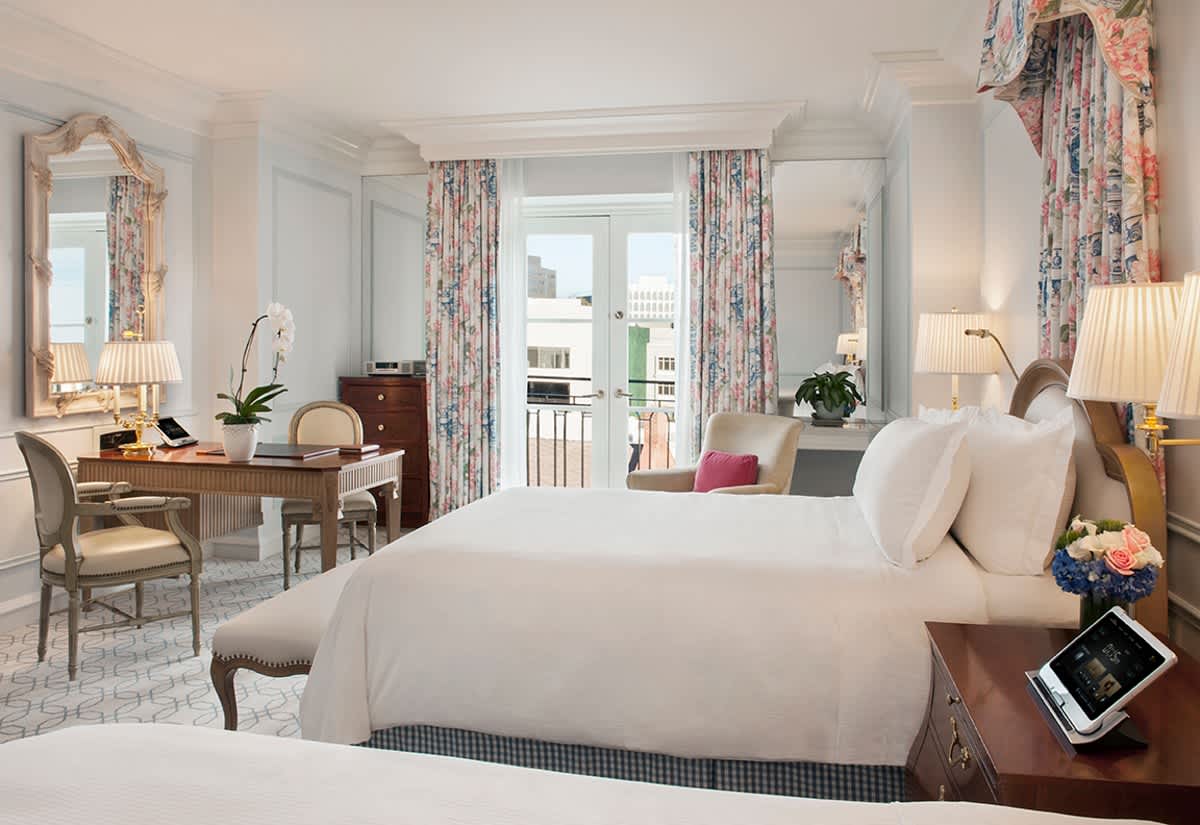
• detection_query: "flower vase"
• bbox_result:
[222,423,259,462]
[1079,592,1123,629]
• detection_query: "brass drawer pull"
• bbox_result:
[947,693,959,706]
[938,784,946,801]
[377,393,385,401]
[946,716,971,770]
[377,424,385,431]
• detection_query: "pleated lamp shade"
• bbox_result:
[1158,272,1200,418]
[914,312,993,374]
[1067,282,1182,404]
[48,342,92,384]
[95,340,183,386]
[835,332,859,357]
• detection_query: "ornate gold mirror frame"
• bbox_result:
[25,113,167,418]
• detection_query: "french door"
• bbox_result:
[523,208,678,488]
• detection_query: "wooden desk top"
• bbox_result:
[79,443,404,472]
[926,622,1200,790]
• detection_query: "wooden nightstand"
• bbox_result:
[907,623,1200,825]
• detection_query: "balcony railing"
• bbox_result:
[526,376,676,487]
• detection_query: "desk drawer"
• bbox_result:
[343,383,423,412]
[929,652,997,803]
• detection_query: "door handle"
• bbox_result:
[577,390,605,400]
[614,388,629,399]
[613,310,625,320]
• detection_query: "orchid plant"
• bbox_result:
[215,303,295,426]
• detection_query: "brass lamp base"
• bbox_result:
[112,409,157,455]
[118,439,156,455]
[1138,402,1200,458]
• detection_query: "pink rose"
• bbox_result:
[1123,525,1152,556]
[1105,547,1137,577]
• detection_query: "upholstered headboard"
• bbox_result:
[1009,359,1168,635]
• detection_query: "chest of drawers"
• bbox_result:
[339,376,428,527]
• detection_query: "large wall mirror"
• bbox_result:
[772,158,884,420]
[25,114,167,417]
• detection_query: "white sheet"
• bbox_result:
[972,555,1079,628]
[0,724,1159,825]
[302,488,992,764]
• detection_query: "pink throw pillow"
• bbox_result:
[693,450,759,493]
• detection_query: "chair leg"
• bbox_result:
[282,523,291,591]
[211,657,240,731]
[134,582,145,626]
[82,586,93,613]
[294,525,304,574]
[67,590,80,681]
[189,573,201,657]
[349,522,357,560]
[37,583,51,662]
[368,512,377,555]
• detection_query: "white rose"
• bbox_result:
[1133,546,1164,570]
[1071,517,1099,536]
[1066,537,1095,561]
[1097,532,1125,552]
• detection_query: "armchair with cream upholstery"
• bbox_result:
[281,401,376,589]
[626,412,802,494]
[16,431,203,681]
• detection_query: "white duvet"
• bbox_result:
[0,725,1159,825]
[300,488,1011,764]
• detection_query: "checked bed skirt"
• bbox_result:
[362,725,906,802]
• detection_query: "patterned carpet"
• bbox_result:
[0,541,363,743]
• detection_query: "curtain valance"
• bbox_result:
[977,0,1154,148]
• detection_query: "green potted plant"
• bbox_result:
[216,303,294,461]
[795,370,863,423]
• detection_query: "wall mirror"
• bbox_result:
[25,114,167,417]
[772,158,884,420]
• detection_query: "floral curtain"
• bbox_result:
[107,175,147,339]
[424,160,500,517]
[977,0,1160,359]
[687,149,778,454]
[833,218,867,331]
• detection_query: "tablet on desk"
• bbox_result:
[1035,607,1176,735]
[156,417,198,448]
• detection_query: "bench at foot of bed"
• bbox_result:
[210,559,363,730]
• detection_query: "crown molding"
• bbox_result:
[363,135,428,176]
[864,50,978,150]
[770,119,885,161]
[211,92,369,168]
[0,5,216,135]
[382,101,805,161]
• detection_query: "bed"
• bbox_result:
[299,360,1167,799]
[0,724,1162,825]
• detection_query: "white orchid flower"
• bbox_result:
[265,302,292,333]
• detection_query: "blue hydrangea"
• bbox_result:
[1051,548,1158,603]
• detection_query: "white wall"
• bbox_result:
[775,242,843,389]
[0,69,210,628]
[979,101,1041,410]
[1154,0,1200,653]
[908,102,985,412]
[363,176,426,362]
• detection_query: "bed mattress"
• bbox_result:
[0,724,1160,825]
[301,488,1017,764]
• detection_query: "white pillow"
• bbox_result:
[920,406,1076,575]
[853,418,971,568]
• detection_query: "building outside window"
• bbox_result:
[656,355,675,373]
[528,346,571,370]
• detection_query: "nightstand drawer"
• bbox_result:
[928,653,996,801]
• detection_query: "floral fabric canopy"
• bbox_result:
[977,0,1154,149]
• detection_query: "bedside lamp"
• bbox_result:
[1154,272,1200,454]
[96,339,183,454]
[836,332,860,365]
[914,310,994,410]
[1065,282,1183,457]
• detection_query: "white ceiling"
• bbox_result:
[772,159,880,242]
[5,0,978,143]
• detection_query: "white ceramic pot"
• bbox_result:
[222,422,259,462]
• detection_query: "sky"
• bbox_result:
[527,231,677,298]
